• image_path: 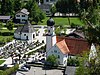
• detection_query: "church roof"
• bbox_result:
[56,36,90,55]
[14,21,35,33]
[56,40,70,54]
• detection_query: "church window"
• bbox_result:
[64,60,66,64]
[54,50,57,53]
[51,51,53,53]
[58,55,60,59]
[48,30,50,33]
[46,0,49,2]
[24,34,26,36]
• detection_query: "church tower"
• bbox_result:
[46,18,56,52]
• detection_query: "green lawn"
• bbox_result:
[40,17,84,26]
[0,29,15,46]
[0,60,5,65]
[1,29,15,33]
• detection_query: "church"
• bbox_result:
[14,21,36,43]
[46,18,93,66]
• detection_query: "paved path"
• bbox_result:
[0,57,12,66]
[16,66,63,75]
[65,66,78,75]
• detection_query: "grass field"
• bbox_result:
[1,29,15,33]
[0,60,5,65]
[0,29,15,44]
[40,17,84,26]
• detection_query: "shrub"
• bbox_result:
[67,57,79,66]
[0,64,19,75]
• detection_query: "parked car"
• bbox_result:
[18,66,29,71]
[24,64,31,70]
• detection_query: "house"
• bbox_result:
[39,4,51,15]
[46,18,91,66]
[39,0,58,15]
[43,0,57,4]
[14,21,36,43]
[0,16,11,23]
[15,8,29,24]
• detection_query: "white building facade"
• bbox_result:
[14,21,36,43]
[44,0,57,4]
[47,44,68,66]
[46,18,68,66]
[15,8,29,24]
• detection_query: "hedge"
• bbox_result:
[0,64,19,75]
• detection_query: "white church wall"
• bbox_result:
[63,54,68,66]
[46,36,52,52]
[14,33,20,39]
[47,45,65,65]
[28,33,35,41]
[20,32,35,41]
[52,36,56,46]
[21,32,28,40]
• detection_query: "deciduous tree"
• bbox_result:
[6,20,14,31]
[46,55,58,67]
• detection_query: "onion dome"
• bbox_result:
[47,18,55,26]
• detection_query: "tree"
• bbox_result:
[26,0,45,24]
[50,4,57,16]
[0,1,1,14]
[78,0,100,45]
[0,22,3,35]
[46,55,58,67]
[56,0,78,25]
[13,0,22,12]
[76,1,100,74]
[76,48,100,75]
[6,20,14,32]
[1,0,14,15]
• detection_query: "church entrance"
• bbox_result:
[33,34,35,38]
[26,36,28,40]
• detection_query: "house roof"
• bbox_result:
[39,4,51,10]
[56,40,70,54]
[0,16,10,20]
[16,8,29,15]
[56,36,90,55]
[14,21,35,33]
[66,28,85,39]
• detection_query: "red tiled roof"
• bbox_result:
[56,40,70,54]
[56,36,90,55]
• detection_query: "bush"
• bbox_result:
[0,64,19,75]
[70,23,78,28]
[46,55,58,67]
[67,57,79,66]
